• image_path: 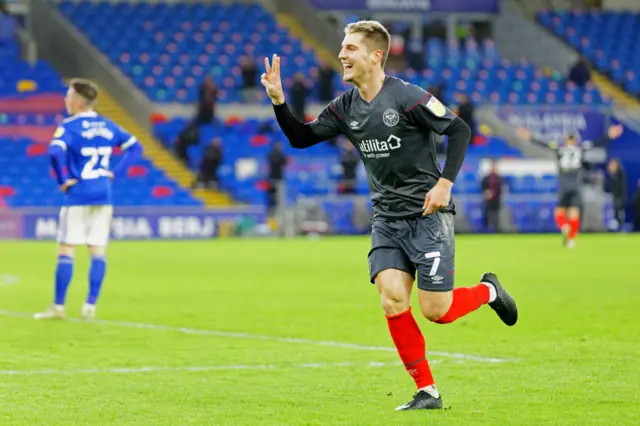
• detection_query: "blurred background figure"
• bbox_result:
[240,55,259,103]
[317,59,335,103]
[456,93,475,144]
[481,160,503,232]
[605,158,626,230]
[290,72,309,122]
[568,56,591,87]
[174,121,199,167]
[339,142,359,195]
[267,141,287,217]
[633,180,640,232]
[195,75,217,125]
[194,137,223,190]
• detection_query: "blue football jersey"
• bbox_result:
[50,111,137,206]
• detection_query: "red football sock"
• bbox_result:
[433,284,490,324]
[554,210,567,231]
[568,217,580,239]
[386,307,435,389]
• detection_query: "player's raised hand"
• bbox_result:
[261,54,285,105]
[423,179,453,216]
[608,124,624,140]
[60,179,77,193]
[516,127,532,141]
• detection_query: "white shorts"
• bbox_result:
[57,205,113,246]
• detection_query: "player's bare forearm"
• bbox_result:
[272,103,322,149]
[441,117,471,183]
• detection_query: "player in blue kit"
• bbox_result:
[34,79,143,320]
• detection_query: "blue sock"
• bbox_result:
[54,255,74,305]
[87,256,106,305]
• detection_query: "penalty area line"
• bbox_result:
[0,309,515,363]
[0,360,425,376]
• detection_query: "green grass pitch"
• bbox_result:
[1,234,639,425]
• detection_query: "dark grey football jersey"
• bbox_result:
[308,76,458,219]
[556,144,585,192]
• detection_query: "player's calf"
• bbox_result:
[86,246,107,313]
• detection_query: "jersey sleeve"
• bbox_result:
[401,84,457,135]
[50,125,73,151]
[307,100,344,141]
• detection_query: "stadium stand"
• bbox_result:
[57,1,606,106]
[537,10,640,97]
[0,30,203,208]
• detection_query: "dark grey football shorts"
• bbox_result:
[558,189,582,208]
[368,211,455,292]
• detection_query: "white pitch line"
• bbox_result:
[0,360,432,376]
[0,275,18,287]
[0,309,513,363]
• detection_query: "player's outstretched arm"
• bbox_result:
[261,54,342,149]
[591,124,624,147]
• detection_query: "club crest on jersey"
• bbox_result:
[382,109,400,127]
[53,127,65,138]
[425,96,446,117]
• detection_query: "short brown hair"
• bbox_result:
[344,20,391,68]
[70,78,99,103]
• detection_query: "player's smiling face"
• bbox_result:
[339,33,377,83]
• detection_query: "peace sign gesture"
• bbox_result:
[261,54,285,105]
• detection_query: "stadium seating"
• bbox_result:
[153,117,560,209]
[56,1,605,105]
[0,133,203,207]
[537,10,640,96]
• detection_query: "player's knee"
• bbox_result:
[567,208,580,220]
[375,271,411,315]
[419,292,452,322]
[88,245,106,257]
[57,244,75,257]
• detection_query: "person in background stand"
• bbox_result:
[632,180,640,232]
[174,121,199,167]
[194,137,223,190]
[481,159,503,232]
[317,60,335,103]
[240,55,259,103]
[196,76,217,125]
[606,158,627,231]
[340,142,360,195]
[267,141,288,217]
[457,94,475,145]
[290,73,309,122]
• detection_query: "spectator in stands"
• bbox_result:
[568,56,591,87]
[339,142,360,195]
[481,160,503,232]
[606,158,627,230]
[267,141,288,216]
[457,94,475,144]
[428,83,444,103]
[196,76,217,125]
[317,60,335,102]
[633,180,640,231]
[0,0,15,44]
[194,137,223,190]
[0,0,10,14]
[290,73,309,122]
[174,121,199,167]
[406,37,424,71]
[240,55,259,103]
